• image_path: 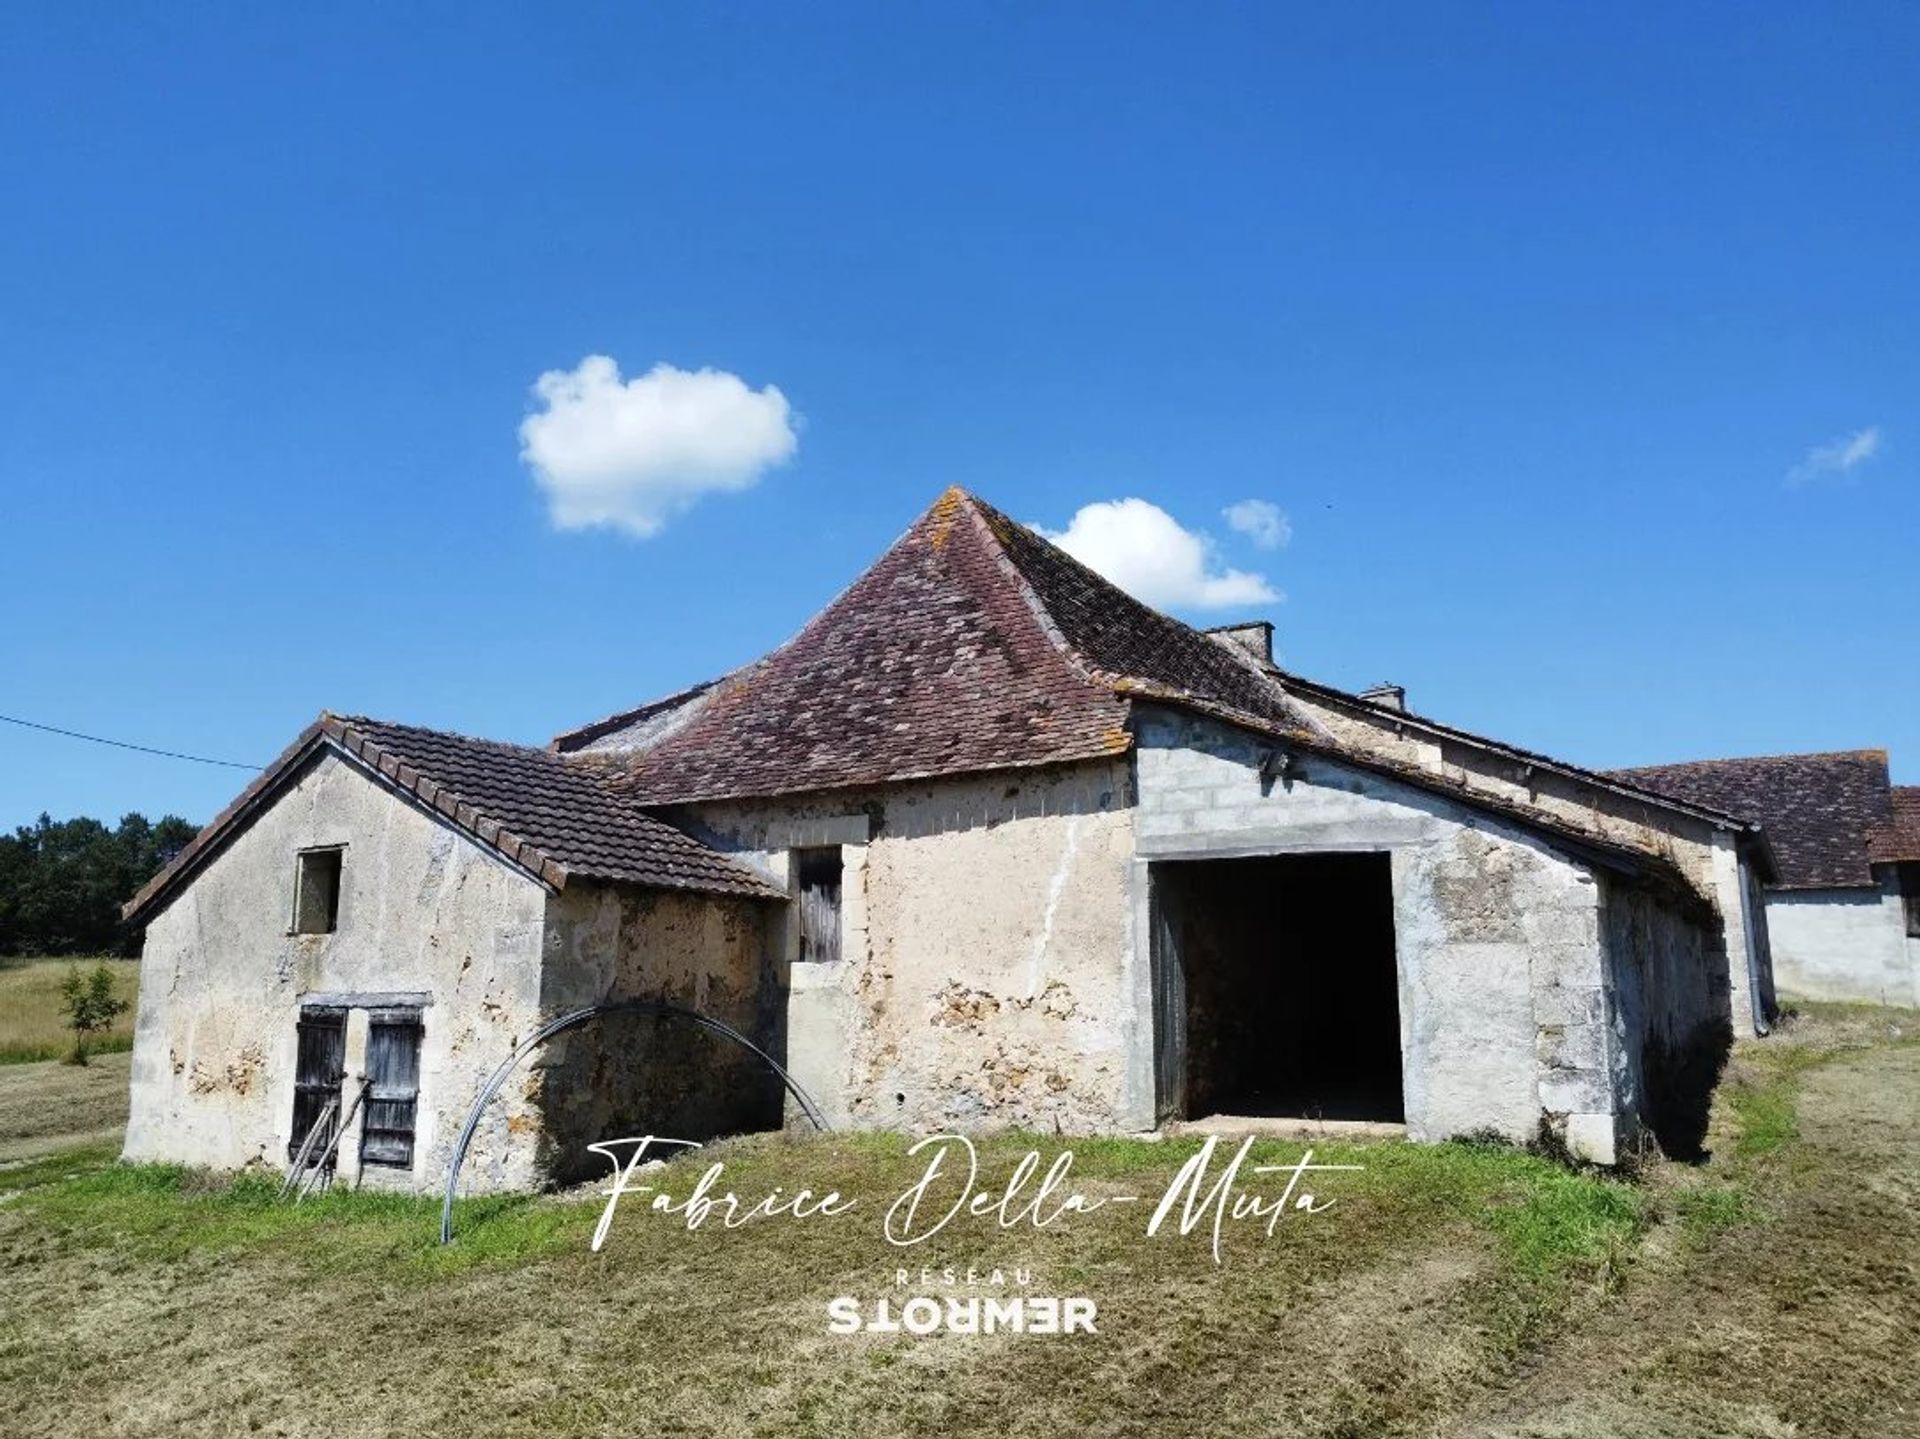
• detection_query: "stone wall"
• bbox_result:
[531,884,784,1183]
[1600,881,1733,1158]
[673,759,1141,1133]
[1766,878,1918,1006]
[1132,705,1635,1161]
[1283,686,1772,1032]
[123,749,550,1192]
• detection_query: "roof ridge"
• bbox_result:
[949,490,1105,686]
[331,717,781,896]
[1255,669,1765,832]
[958,490,1319,737]
[1612,748,1890,771]
[555,497,989,755]
[569,488,1136,803]
[548,676,729,752]
[331,711,567,758]
[961,490,1176,676]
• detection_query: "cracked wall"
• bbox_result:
[124,749,549,1192]
[675,758,1143,1133]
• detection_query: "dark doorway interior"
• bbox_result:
[1155,852,1403,1123]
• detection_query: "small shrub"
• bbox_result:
[59,962,132,1065]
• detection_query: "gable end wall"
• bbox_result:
[123,750,550,1192]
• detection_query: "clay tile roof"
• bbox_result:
[555,488,1318,804]
[123,714,783,923]
[1609,750,1894,890]
[971,494,1306,732]
[1870,786,1920,865]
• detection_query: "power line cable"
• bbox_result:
[0,712,262,770]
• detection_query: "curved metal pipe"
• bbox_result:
[439,997,827,1245]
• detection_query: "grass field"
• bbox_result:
[0,955,140,1064]
[0,1003,1914,1438]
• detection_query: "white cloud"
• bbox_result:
[1222,498,1291,550]
[1039,498,1280,612]
[519,355,798,537]
[1787,425,1883,486]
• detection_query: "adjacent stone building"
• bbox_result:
[1614,751,1920,1007]
[123,488,1780,1190]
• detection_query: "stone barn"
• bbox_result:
[1614,751,1920,1007]
[122,488,1777,1190]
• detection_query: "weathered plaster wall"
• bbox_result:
[1766,879,1918,1006]
[124,750,550,1192]
[1133,706,1630,1161]
[531,884,783,1182]
[674,760,1141,1133]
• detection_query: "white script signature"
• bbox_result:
[588,1133,1361,1265]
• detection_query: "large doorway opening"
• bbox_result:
[1152,852,1403,1124]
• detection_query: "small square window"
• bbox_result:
[293,848,343,934]
[795,847,843,964]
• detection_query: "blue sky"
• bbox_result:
[2,4,1915,828]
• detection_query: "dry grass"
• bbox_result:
[0,1051,130,1164]
[1449,1000,1920,1438]
[0,1002,1915,1438]
[0,956,140,1064]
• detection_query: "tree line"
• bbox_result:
[0,812,199,957]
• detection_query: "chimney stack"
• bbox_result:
[1358,683,1406,713]
[1203,621,1275,667]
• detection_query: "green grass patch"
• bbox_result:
[0,1141,122,1194]
[0,1129,1649,1436]
[1727,1044,1834,1159]
[3,1127,1642,1296]
[3,1158,590,1274]
[0,1034,134,1066]
[1669,1183,1758,1239]
[1334,1137,1642,1274]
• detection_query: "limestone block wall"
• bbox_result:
[1766,879,1918,1006]
[531,884,783,1183]
[123,750,550,1193]
[674,759,1141,1134]
[1282,688,1770,1035]
[1286,690,1722,885]
[1133,706,1629,1160]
